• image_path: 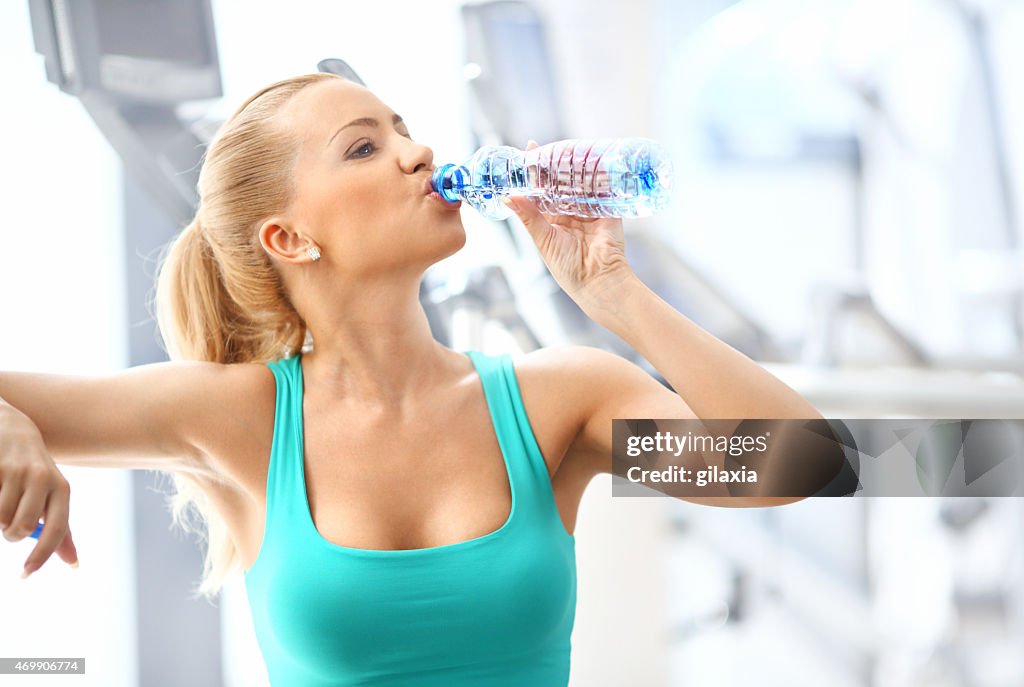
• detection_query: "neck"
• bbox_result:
[296,274,464,413]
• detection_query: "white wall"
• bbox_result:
[0,3,136,686]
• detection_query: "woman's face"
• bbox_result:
[272,78,465,276]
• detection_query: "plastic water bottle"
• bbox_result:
[430,138,673,221]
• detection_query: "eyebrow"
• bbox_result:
[327,113,405,147]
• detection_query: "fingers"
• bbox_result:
[1,467,77,578]
[25,482,73,575]
[0,415,77,577]
[519,139,576,224]
[502,195,548,245]
[509,138,561,244]
[55,526,79,568]
[0,470,24,534]
[4,480,45,543]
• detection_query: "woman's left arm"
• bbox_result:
[573,270,824,422]
[504,145,827,506]
[503,142,823,423]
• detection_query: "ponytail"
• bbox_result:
[148,72,339,600]
[154,214,307,365]
[152,210,309,601]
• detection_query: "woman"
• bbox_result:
[0,73,821,685]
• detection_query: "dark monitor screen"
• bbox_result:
[94,0,211,65]
[30,0,220,101]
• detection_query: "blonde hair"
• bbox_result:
[152,72,339,601]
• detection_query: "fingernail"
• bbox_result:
[70,560,79,569]
[21,567,32,579]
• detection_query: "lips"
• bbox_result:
[422,175,461,207]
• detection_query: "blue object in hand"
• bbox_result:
[28,521,44,539]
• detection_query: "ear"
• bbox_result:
[258,217,314,264]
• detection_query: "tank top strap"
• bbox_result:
[463,350,561,527]
[262,354,308,537]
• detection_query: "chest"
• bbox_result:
[195,361,587,572]
[247,522,577,681]
[299,394,517,552]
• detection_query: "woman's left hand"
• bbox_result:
[503,140,635,302]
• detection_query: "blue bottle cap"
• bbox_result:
[431,164,466,203]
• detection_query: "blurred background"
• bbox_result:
[0,0,1022,685]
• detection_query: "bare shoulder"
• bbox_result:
[510,344,694,480]
[512,343,635,369]
[507,344,594,410]
[183,361,277,498]
[513,343,688,416]
[504,345,619,476]
[509,343,632,406]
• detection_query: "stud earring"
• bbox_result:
[307,246,321,262]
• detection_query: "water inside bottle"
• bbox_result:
[527,139,672,218]
[432,138,673,219]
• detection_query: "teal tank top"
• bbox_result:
[244,350,578,686]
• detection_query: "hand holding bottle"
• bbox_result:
[503,140,635,301]
[0,404,79,578]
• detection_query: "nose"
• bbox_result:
[401,138,433,176]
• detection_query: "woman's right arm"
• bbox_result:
[0,361,253,576]
[0,361,244,476]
